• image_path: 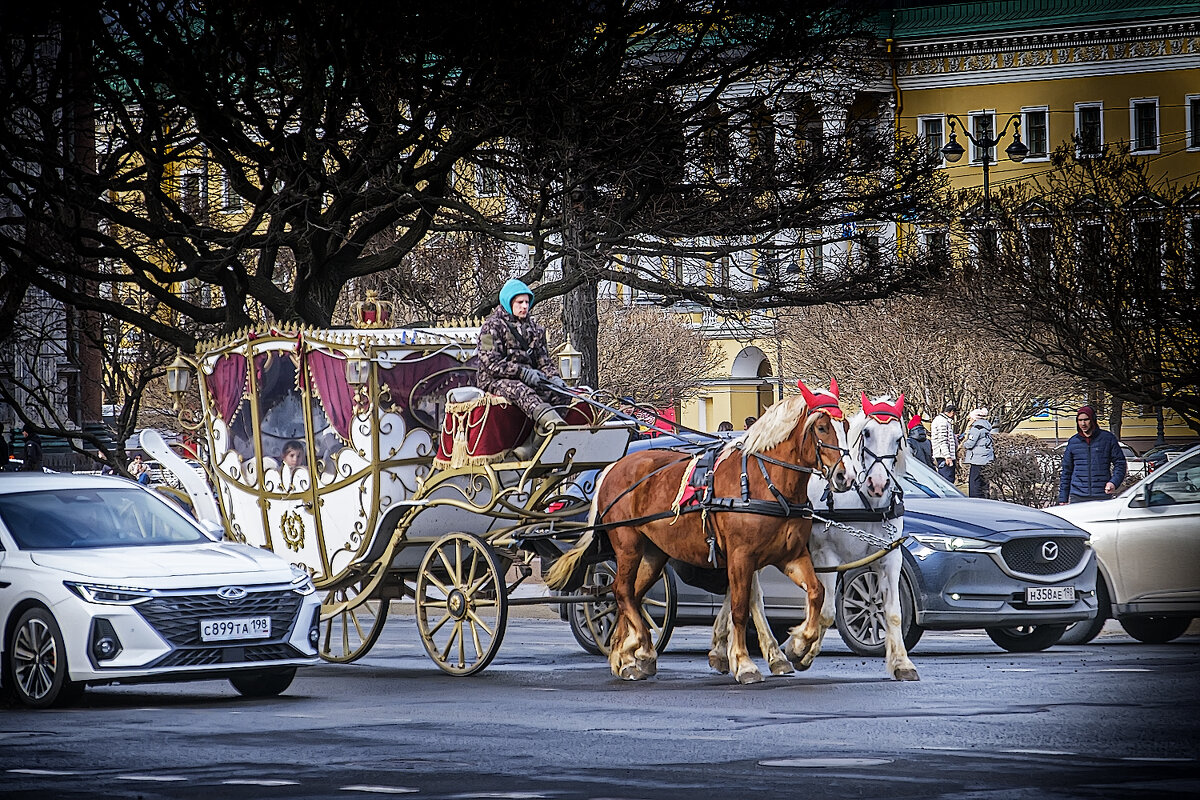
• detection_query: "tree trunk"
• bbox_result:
[564,278,599,388]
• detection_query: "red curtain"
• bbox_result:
[307,350,355,441]
[207,354,247,423]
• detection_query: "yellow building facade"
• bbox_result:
[681,0,1199,449]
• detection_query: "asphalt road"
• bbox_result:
[3,609,1198,800]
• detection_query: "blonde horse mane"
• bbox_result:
[729,394,811,457]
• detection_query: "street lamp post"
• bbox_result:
[940,114,1029,214]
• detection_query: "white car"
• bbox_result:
[0,473,321,708]
[1048,444,1200,644]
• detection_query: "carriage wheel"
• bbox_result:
[415,532,508,676]
[320,571,389,664]
[569,561,677,657]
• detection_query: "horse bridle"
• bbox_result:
[844,414,904,510]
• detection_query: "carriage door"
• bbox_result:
[254,350,328,580]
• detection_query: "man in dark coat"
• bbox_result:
[906,414,935,470]
[21,429,43,472]
[1058,405,1127,504]
[476,278,566,432]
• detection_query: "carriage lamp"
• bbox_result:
[941,113,1029,214]
[557,340,582,386]
[166,350,193,397]
[344,353,371,386]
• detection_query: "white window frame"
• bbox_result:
[918,115,945,165]
[1129,97,1160,154]
[1075,102,1104,157]
[1020,106,1050,161]
[1186,94,1200,152]
[968,110,996,164]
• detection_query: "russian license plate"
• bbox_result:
[200,616,271,642]
[1026,586,1074,605]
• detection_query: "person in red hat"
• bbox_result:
[906,413,935,469]
[1057,405,1127,504]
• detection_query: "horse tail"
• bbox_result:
[545,463,614,590]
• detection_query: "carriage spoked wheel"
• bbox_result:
[569,561,678,657]
[320,565,390,664]
[415,531,509,676]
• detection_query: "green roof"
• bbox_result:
[881,0,1198,39]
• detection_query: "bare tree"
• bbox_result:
[1,1,943,385]
[948,143,1200,434]
[778,298,1082,432]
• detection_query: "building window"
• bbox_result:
[1028,225,1053,277]
[1186,217,1200,289]
[923,230,948,259]
[1134,218,1163,290]
[1022,107,1049,159]
[703,107,732,179]
[476,167,500,197]
[969,111,996,163]
[1187,95,1200,151]
[1075,103,1103,156]
[858,235,881,269]
[919,116,944,163]
[806,240,823,279]
[1130,98,1159,153]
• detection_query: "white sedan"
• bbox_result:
[0,473,321,708]
[1048,444,1200,644]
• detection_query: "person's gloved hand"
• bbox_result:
[546,374,568,391]
[519,366,545,386]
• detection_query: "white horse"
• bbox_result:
[710,394,918,681]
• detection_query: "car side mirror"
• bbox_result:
[1128,486,1148,508]
[199,519,226,541]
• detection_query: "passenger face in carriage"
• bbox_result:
[281,441,305,469]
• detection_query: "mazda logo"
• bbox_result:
[1041,541,1059,562]
[217,586,247,601]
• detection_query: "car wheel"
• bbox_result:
[6,607,85,709]
[229,667,297,698]
[835,568,923,658]
[1058,580,1110,645]
[1119,615,1192,644]
[985,624,1067,652]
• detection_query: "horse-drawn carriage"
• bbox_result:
[154,319,683,675]
[154,315,914,683]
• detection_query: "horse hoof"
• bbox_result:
[637,658,657,678]
[893,668,920,682]
[618,665,645,681]
[735,667,764,685]
[769,659,795,676]
[708,652,731,674]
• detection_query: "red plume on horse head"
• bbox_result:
[861,392,905,423]
[797,379,845,420]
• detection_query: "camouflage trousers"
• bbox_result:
[483,379,555,420]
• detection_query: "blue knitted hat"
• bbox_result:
[499,278,534,314]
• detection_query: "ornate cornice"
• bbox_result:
[895,18,1200,85]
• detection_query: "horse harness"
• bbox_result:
[592,438,828,567]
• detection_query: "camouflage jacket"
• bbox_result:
[476,307,558,388]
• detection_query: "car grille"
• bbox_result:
[1000,537,1087,576]
[152,643,304,668]
[136,589,303,646]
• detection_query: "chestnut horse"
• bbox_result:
[546,382,857,684]
[711,394,918,681]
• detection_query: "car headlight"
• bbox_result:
[290,565,316,596]
[910,534,995,553]
[65,581,154,605]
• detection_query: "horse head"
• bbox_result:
[853,392,908,500]
[798,379,856,493]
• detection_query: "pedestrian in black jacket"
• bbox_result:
[21,429,43,472]
[906,414,935,470]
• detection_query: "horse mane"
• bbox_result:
[728,394,810,456]
[849,395,908,475]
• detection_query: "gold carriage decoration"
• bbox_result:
[162,315,646,674]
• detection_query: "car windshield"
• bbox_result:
[900,459,964,498]
[0,487,208,549]
[1143,450,1200,506]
